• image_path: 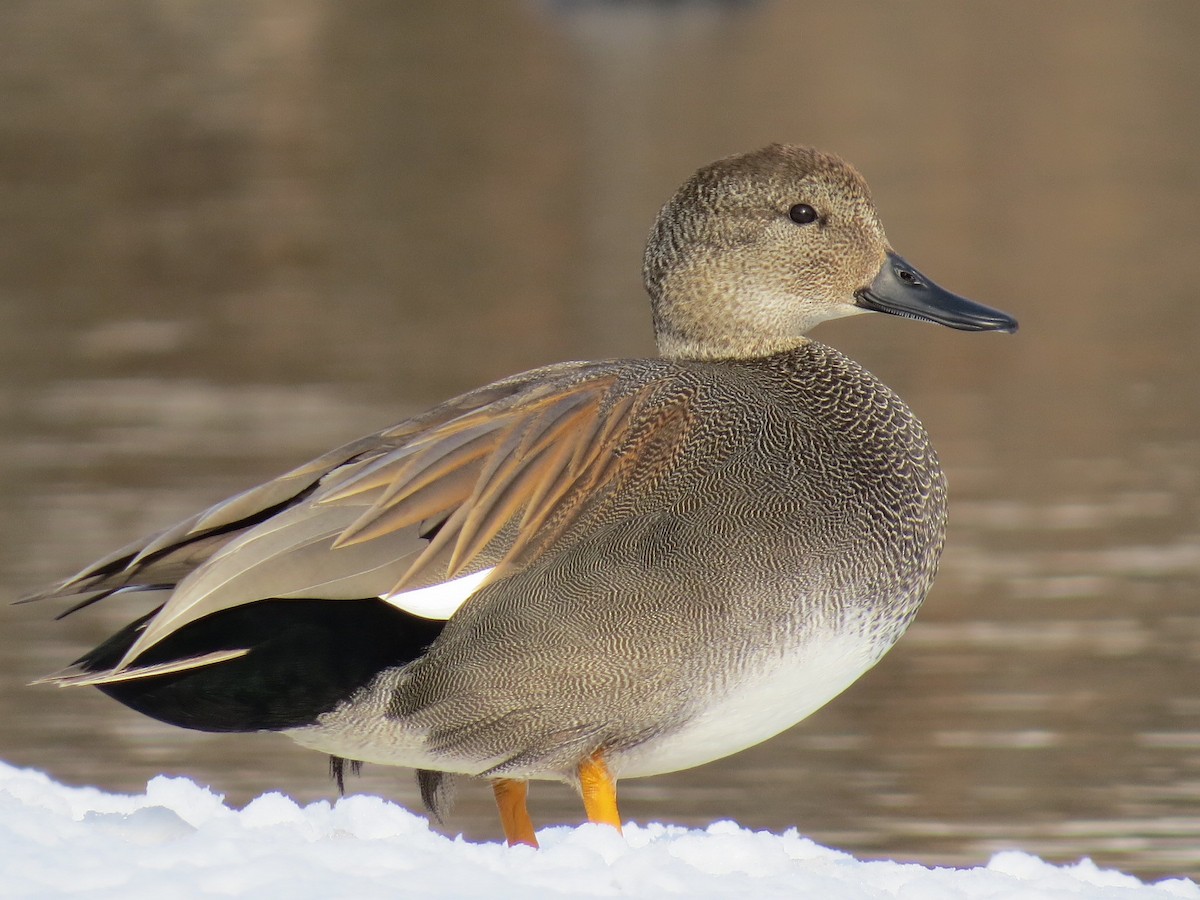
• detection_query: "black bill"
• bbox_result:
[855,251,1018,333]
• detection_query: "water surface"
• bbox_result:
[2,0,1199,880]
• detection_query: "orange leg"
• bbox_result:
[578,752,622,833]
[492,778,538,848]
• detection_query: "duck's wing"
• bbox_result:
[19,373,559,613]
[29,360,689,680]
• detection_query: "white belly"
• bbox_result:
[610,628,887,779]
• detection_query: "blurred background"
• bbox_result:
[2,0,1199,880]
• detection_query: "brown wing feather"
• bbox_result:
[32,360,691,678]
[110,369,659,669]
[321,375,629,591]
[19,368,579,608]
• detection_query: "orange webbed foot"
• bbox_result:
[493,778,538,848]
[578,752,622,834]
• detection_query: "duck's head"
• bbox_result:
[644,144,1018,360]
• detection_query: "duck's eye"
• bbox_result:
[788,203,819,225]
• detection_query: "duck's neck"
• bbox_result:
[648,280,855,362]
[655,329,812,362]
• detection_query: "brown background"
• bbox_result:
[1,0,1198,880]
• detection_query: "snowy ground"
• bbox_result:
[1,761,1195,899]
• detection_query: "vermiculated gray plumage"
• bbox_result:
[366,342,944,778]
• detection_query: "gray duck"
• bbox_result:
[25,144,1016,847]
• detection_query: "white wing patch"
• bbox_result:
[381,566,495,620]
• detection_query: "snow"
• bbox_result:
[0,761,1195,899]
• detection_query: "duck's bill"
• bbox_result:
[854,252,1018,333]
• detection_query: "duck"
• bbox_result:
[24,144,1016,848]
